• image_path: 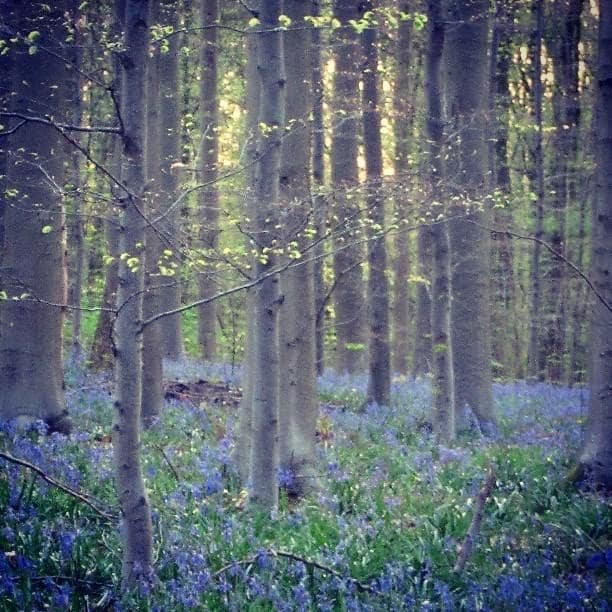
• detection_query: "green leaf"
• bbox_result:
[41,225,53,234]
[28,45,38,55]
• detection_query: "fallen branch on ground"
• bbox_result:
[213,548,381,594]
[454,466,496,574]
[0,450,118,522]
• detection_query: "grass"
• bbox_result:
[0,362,610,610]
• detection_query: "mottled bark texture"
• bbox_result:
[113,0,154,586]
[158,0,184,360]
[248,0,284,510]
[0,0,71,433]
[197,0,220,361]
[142,0,164,428]
[426,0,454,442]
[444,0,495,428]
[331,0,366,374]
[361,2,390,407]
[392,1,413,376]
[278,0,318,496]
[578,0,612,490]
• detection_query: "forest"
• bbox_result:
[0,0,611,609]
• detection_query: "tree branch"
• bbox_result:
[0,450,117,522]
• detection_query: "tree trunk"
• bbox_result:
[392,0,413,376]
[426,0,454,442]
[412,231,433,377]
[113,0,154,586]
[445,0,495,429]
[577,0,612,490]
[142,0,164,428]
[361,2,390,407]
[312,0,327,376]
[236,25,260,485]
[278,0,318,496]
[0,0,71,433]
[158,0,184,360]
[248,0,284,510]
[331,0,366,375]
[197,0,220,362]
[528,0,545,381]
[489,0,517,378]
[541,0,583,382]
[89,0,125,372]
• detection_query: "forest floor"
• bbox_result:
[0,359,611,610]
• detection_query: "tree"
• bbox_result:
[391,1,415,377]
[113,0,154,586]
[157,0,184,360]
[0,0,72,433]
[278,0,318,495]
[426,0,454,441]
[247,0,284,510]
[197,0,220,362]
[142,0,164,428]
[577,0,612,490]
[444,0,495,429]
[331,0,366,375]
[361,2,391,407]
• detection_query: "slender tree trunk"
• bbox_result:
[331,0,366,375]
[158,0,184,360]
[412,231,433,377]
[197,0,220,361]
[113,0,154,586]
[142,0,164,428]
[426,0,454,442]
[445,0,495,429]
[361,1,390,407]
[89,0,125,372]
[489,1,517,378]
[528,0,545,381]
[248,0,284,510]
[312,0,327,376]
[278,0,318,496]
[542,0,583,382]
[0,0,71,433]
[578,0,612,490]
[392,0,413,376]
[236,26,260,485]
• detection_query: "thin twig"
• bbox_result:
[453,467,496,574]
[0,450,117,522]
[213,548,380,594]
[155,446,180,482]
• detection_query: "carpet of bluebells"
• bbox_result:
[1,359,611,610]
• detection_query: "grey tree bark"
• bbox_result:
[361,1,390,407]
[0,0,72,433]
[312,0,327,376]
[235,25,260,485]
[158,0,184,360]
[248,0,284,510]
[541,0,583,382]
[90,0,125,372]
[142,0,164,428]
[331,0,366,375]
[392,1,413,377]
[426,0,454,442]
[278,0,318,496]
[197,0,220,362]
[578,0,612,490]
[444,0,495,429]
[113,0,154,586]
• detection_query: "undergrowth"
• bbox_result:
[0,362,610,610]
